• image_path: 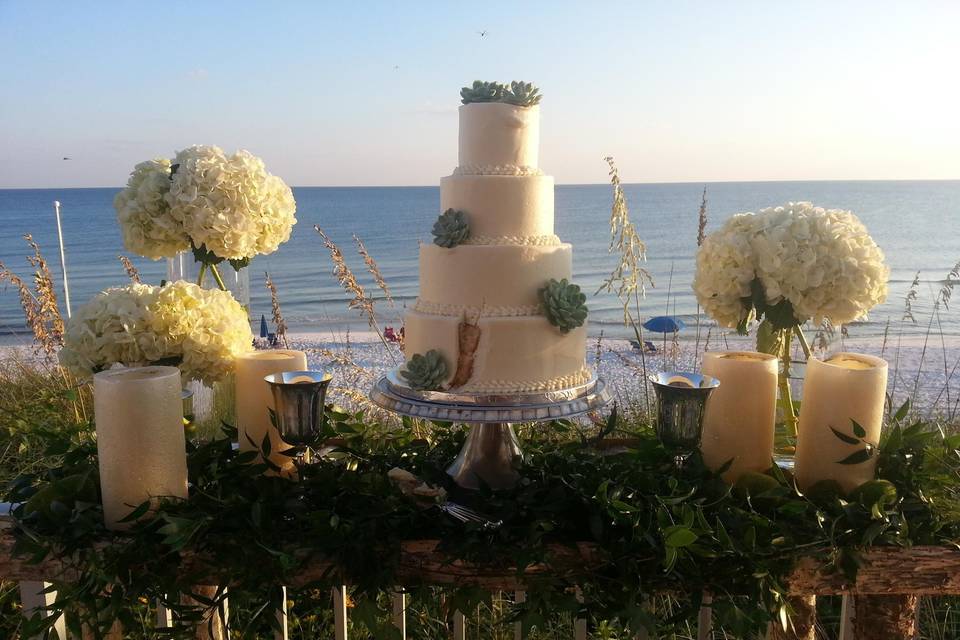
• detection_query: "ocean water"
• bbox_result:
[1,181,959,343]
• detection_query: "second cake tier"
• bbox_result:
[441,174,557,244]
[418,242,571,310]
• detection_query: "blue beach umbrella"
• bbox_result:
[260,314,269,338]
[642,315,686,333]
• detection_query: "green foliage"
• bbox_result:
[400,350,448,390]
[460,81,506,104]
[190,242,250,272]
[755,319,784,355]
[831,419,876,465]
[739,279,802,334]
[191,241,225,267]
[502,81,542,107]
[539,278,588,334]
[0,359,90,485]
[431,209,470,248]
[460,80,542,106]
[7,400,960,638]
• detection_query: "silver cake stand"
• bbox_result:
[370,370,612,489]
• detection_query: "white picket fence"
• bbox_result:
[2,499,691,640]
[6,501,842,640]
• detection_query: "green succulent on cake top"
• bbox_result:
[460,80,543,106]
[539,278,588,334]
[460,80,506,104]
[503,81,542,106]
[400,350,448,391]
[431,209,470,248]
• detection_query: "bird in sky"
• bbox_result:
[477,30,488,37]
[62,157,71,160]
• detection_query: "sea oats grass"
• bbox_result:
[314,225,398,362]
[353,234,395,310]
[0,235,64,356]
[118,255,141,284]
[264,271,289,348]
[598,157,655,412]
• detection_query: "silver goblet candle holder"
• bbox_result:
[649,371,720,467]
[264,370,333,477]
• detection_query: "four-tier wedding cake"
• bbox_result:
[400,81,590,394]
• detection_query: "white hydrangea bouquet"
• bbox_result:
[59,281,253,385]
[114,145,296,289]
[693,202,889,433]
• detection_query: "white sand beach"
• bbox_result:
[281,328,960,418]
[3,326,957,419]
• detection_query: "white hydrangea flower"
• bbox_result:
[166,145,297,260]
[60,281,253,385]
[692,213,761,328]
[114,159,189,259]
[751,202,889,325]
[693,202,889,328]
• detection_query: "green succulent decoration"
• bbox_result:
[431,208,470,248]
[460,80,542,106]
[503,80,542,106]
[460,80,506,104]
[400,349,448,390]
[539,278,588,333]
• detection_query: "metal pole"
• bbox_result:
[53,201,71,318]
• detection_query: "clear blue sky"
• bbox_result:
[2,1,958,188]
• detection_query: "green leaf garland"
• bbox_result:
[7,395,960,638]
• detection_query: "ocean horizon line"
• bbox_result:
[2,177,959,191]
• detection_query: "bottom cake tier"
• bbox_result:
[403,309,590,394]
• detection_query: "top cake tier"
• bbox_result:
[457,103,540,174]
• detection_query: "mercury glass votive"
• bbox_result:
[264,370,333,474]
[649,371,720,465]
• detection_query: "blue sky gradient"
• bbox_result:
[1,1,958,187]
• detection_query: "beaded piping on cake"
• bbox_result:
[462,234,561,247]
[453,164,543,177]
[459,367,593,394]
[414,299,541,318]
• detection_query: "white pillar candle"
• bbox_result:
[795,352,888,493]
[234,350,307,469]
[701,351,779,483]
[94,366,188,530]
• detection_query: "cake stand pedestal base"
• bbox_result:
[446,423,522,490]
[370,372,611,490]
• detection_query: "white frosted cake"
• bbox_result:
[401,82,589,394]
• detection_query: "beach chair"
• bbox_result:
[630,340,658,353]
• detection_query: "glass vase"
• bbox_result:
[166,251,251,435]
[166,252,251,308]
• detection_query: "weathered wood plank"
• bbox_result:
[332,586,348,640]
[849,595,919,640]
[696,593,712,640]
[766,595,815,640]
[2,531,960,595]
[275,585,289,640]
[183,585,228,640]
[513,590,526,640]
[391,589,407,640]
[838,594,853,640]
[19,580,66,640]
[453,610,466,640]
[573,586,587,640]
